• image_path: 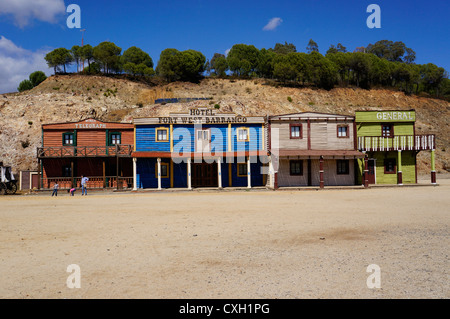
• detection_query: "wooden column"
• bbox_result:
[132,157,137,190]
[319,156,324,189]
[397,150,403,185]
[102,160,106,188]
[431,149,436,184]
[170,160,174,188]
[187,158,192,190]
[157,158,162,190]
[70,160,74,188]
[217,157,222,189]
[364,155,369,188]
[116,144,119,190]
[247,156,251,188]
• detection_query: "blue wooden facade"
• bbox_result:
[132,107,268,189]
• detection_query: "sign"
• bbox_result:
[75,119,106,129]
[376,111,414,121]
[158,107,248,124]
[355,111,415,122]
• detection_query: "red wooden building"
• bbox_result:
[37,119,134,190]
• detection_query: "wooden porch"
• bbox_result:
[41,176,133,190]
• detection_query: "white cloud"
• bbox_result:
[0,0,66,27]
[0,36,52,94]
[263,17,283,31]
[225,48,231,56]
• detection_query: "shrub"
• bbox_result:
[287,96,293,103]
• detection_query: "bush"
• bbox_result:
[287,96,293,102]
[214,104,220,109]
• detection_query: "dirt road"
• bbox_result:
[0,179,448,299]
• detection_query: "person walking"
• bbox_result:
[81,175,89,196]
[51,182,59,196]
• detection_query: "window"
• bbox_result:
[237,128,249,142]
[237,163,248,177]
[337,125,349,138]
[155,162,169,178]
[109,132,121,145]
[156,128,169,142]
[290,160,303,176]
[382,124,394,138]
[384,158,396,174]
[337,160,350,175]
[290,124,302,139]
[63,132,74,146]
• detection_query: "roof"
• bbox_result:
[270,112,354,121]
[42,118,133,130]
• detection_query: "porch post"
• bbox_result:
[247,156,251,188]
[187,157,192,190]
[70,160,74,188]
[397,150,403,185]
[102,160,106,188]
[364,155,369,188]
[217,157,222,189]
[132,157,137,190]
[268,159,274,189]
[157,158,162,190]
[431,149,436,184]
[319,156,324,189]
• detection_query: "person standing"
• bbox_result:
[81,175,89,196]
[51,182,59,196]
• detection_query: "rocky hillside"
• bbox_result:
[1,75,449,176]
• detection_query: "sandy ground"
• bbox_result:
[0,178,449,299]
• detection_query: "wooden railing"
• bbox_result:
[42,176,133,190]
[37,145,133,158]
[357,135,435,152]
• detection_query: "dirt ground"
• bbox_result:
[0,177,448,299]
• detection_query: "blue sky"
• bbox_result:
[0,0,449,93]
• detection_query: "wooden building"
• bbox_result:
[355,110,436,185]
[37,118,134,190]
[268,112,365,188]
[132,107,268,189]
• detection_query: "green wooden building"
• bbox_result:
[355,110,436,185]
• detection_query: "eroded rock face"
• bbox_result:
[1,75,449,174]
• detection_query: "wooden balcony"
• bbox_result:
[37,145,133,158]
[357,135,435,152]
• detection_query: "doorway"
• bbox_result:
[367,159,376,184]
[192,162,218,187]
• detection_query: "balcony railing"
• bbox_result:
[41,176,133,190]
[357,135,435,152]
[37,145,133,158]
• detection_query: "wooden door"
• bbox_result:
[192,162,218,187]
